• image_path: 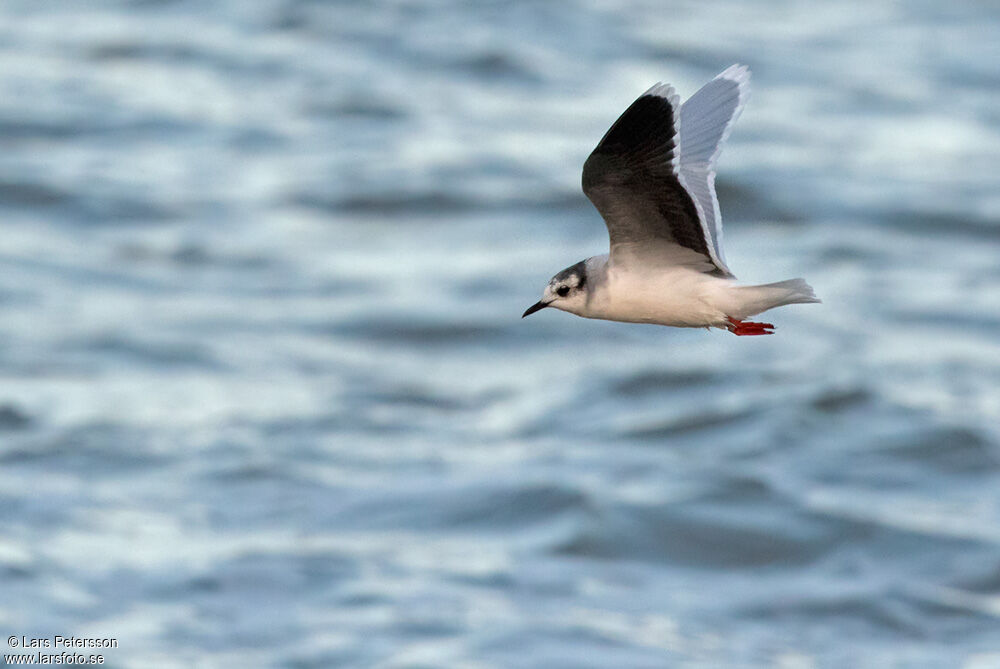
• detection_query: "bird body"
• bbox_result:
[538,253,817,331]
[522,65,819,335]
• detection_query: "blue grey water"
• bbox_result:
[1,1,999,667]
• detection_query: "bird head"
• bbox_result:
[522,260,589,318]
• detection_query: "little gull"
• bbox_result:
[522,65,819,335]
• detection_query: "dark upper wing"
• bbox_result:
[582,83,730,275]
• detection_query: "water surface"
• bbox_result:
[1,1,1000,667]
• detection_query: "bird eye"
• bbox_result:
[556,285,570,297]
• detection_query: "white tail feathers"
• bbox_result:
[730,278,820,319]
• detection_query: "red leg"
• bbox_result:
[727,317,775,336]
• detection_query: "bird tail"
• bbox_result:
[728,278,820,319]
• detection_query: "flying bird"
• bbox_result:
[522,65,819,335]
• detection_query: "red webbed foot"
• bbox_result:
[727,317,775,336]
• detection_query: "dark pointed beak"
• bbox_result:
[521,301,549,318]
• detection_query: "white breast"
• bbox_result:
[585,263,731,328]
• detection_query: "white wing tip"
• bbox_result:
[716,64,752,102]
[641,82,680,109]
[717,64,751,83]
[645,65,750,100]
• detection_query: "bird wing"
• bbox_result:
[582,67,749,277]
[678,64,751,275]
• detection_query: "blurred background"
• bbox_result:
[1,0,999,667]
